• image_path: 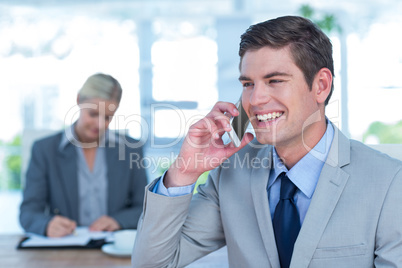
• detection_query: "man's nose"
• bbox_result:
[249,82,271,106]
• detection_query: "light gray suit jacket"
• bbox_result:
[132,127,402,268]
[20,130,148,235]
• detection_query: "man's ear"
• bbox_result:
[76,95,80,105]
[313,68,332,104]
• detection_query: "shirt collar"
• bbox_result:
[59,123,113,151]
[269,121,334,198]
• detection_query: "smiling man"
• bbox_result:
[132,16,402,268]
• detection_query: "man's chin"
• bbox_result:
[254,134,277,146]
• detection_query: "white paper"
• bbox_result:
[21,226,113,247]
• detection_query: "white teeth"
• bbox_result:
[257,112,283,122]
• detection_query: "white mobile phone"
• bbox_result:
[227,98,249,147]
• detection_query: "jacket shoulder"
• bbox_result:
[347,140,402,183]
[32,131,63,149]
[350,140,402,166]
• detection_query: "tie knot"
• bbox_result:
[279,173,298,200]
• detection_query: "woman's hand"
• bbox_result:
[46,215,77,237]
[89,215,120,232]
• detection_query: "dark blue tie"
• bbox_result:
[273,172,301,268]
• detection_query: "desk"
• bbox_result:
[0,235,228,268]
[1,235,130,268]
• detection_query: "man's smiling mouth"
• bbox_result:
[256,112,283,122]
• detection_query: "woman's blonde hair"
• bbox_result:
[78,73,122,103]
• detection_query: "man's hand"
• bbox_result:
[165,101,254,188]
[46,215,77,237]
[89,215,120,232]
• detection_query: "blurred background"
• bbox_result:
[1,0,401,234]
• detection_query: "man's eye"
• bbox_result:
[243,82,254,88]
[269,80,283,84]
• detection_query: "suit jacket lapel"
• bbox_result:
[291,125,351,267]
[57,130,122,220]
[105,136,123,212]
[57,140,79,220]
[250,145,281,268]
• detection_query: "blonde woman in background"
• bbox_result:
[20,73,147,237]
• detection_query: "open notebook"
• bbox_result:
[17,226,114,249]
